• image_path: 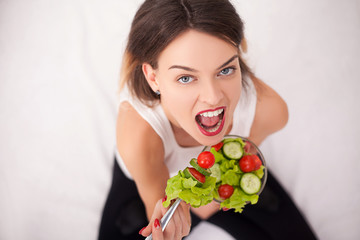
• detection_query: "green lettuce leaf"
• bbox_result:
[182,177,198,189]
[219,159,241,173]
[221,169,241,186]
[210,147,226,163]
[255,165,265,179]
[163,173,217,208]
[219,188,259,213]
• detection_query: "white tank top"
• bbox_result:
[115,79,257,179]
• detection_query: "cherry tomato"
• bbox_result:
[211,142,224,152]
[197,151,215,169]
[239,155,256,172]
[218,184,234,199]
[252,155,262,170]
[188,167,206,183]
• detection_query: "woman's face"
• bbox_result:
[147,30,242,146]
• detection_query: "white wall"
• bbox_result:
[0,1,135,239]
[235,0,360,239]
[0,0,359,239]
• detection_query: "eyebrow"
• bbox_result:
[216,55,239,70]
[168,54,239,72]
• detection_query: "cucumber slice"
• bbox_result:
[240,173,261,195]
[209,163,221,182]
[223,141,243,160]
[190,158,211,176]
[183,167,204,187]
[183,167,192,178]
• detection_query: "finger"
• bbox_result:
[160,198,168,215]
[162,211,176,239]
[174,207,184,239]
[139,225,151,237]
[181,202,191,225]
[178,203,191,236]
[151,218,163,240]
[160,200,191,239]
[140,198,167,237]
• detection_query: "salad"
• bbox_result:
[163,136,266,213]
[162,151,217,208]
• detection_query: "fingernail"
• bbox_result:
[154,218,160,229]
[139,227,146,235]
[223,207,230,211]
[162,196,167,203]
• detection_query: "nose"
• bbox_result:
[198,78,223,106]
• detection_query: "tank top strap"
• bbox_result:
[230,78,257,137]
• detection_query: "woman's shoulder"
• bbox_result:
[249,77,289,144]
[117,101,159,142]
[116,101,164,165]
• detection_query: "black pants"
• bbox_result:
[98,159,317,240]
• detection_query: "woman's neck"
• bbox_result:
[171,124,201,147]
[170,122,233,148]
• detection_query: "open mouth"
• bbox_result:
[195,107,225,135]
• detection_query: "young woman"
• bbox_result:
[99,0,316,239]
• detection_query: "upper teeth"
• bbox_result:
[200,109,223,117]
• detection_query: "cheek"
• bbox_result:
[224,79,242,116]
[161,89,196,123]
[232,84,242,102]
[224,78,242,100]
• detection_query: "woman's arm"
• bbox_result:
[117,102,191,239]
[116,101,168,220]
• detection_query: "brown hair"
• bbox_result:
[120,0,254,106]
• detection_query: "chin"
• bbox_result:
[195,132,226,147]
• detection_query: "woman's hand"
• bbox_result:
[139,198,191,240]
[190,200,221,220]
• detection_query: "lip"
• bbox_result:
[196,107,226,136]
[196,106,225,116]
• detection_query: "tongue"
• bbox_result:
[198,115,220,127]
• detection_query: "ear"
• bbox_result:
[142,63,159,92]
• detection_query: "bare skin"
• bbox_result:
[117,30,288,239]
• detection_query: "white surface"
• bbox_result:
[0,1,133,239]
[185,221,235,240]
[235,1,360,239]
[0,0,359,240]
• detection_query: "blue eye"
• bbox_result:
[219,67,235,76]
[178,76,194,84]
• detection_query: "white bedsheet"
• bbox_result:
[1,0,359,239]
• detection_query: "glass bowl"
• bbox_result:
[202,135,268,203]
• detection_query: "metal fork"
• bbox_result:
[145,198,182,240]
